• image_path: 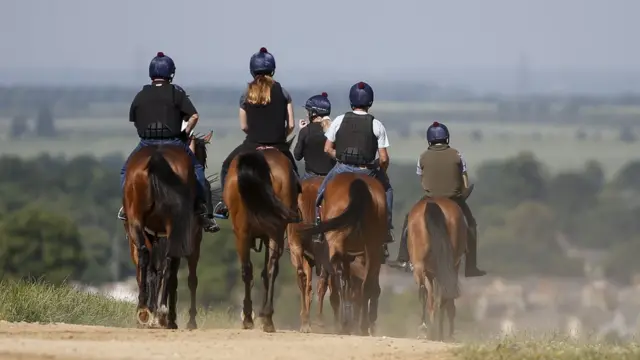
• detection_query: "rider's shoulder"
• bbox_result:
[172,84,187,94]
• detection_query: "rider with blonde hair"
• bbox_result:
[294,92,336,179]
[214,47,297,218]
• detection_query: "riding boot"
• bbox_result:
[387,214,412,272]
[200,181,221,233]
[214,167,229,219]
[464,225,486,277]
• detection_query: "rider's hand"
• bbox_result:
[299,119,308,129]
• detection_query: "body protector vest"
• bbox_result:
[244,81,288,144]
[304,122,336,174]
[419,144,464,198]
[134,84,185,139]
[334,112,378,166]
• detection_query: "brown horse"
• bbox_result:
[124,132,213,329]
[298,173,385,336]
[287,176,340,333]
[407,196,466,341]
[224,144,299,333]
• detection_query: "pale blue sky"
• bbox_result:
[2,0,638,91]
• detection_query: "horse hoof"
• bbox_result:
[262,323,276,333]
[242,319,255,330]
[186,321,198,330]
[300,324,312,333]
[137,308,151,326]
[167,322,178,330]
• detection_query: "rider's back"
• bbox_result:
[131,83,186,139]
[301,122,335,174]
[244,80,288,145]
[334,111,378,165]
[418,144,464,198]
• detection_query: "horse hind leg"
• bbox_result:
[186,244,201,330]
[130,223,152,328]
[167,257,181,330]
[260,236,283,333]
[237,233,255,330]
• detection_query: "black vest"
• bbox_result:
[134,83,184,139]
[334,112,378,166]
[244,82,288,144]
[304,122,336,175]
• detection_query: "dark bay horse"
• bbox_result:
[123,132,213,329]
[407,196,467,341]
[224,144,299,333]
[298,173,385,336]
[287,175,339,333]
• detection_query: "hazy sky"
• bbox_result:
[2,0,638,89]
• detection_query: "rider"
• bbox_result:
[314,81,395,259]
[294,92,336,179]
[214,47,297,219]
[388,121,486,277]
[117,51,220,233]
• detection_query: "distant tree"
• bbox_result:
[470,129,483,142]
[618,125,637,143]
[35,105,57,137]
[9,115,29,139]
[0,207,87,284]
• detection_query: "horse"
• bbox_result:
[123,131,213,329]
[287,175,339,333]
[224,141,299,333]
[298,173,385,336]
[407,196,467,341]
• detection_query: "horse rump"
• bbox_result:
[425,201,459,300]
[146,149,194,258]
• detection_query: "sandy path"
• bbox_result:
[0,322,458,360]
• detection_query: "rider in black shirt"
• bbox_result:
[118,51,219,232]
[214,47,297,218]
[294,92,336,178]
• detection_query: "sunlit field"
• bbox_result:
[1,117,640,178]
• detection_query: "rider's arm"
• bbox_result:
[416,158,423,176]
[293,127,307,161]
[459,151,469,188]
[177,93,199,135]
[239,94,249,133]
[323,115,342,159]
[283,87,295,136]
[373,119,390,171]
[129,92,140,123]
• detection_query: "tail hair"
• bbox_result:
[425,201,459,300]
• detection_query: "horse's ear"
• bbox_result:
[203,130,213,144]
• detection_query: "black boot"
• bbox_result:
[200,181,220,233]
[465,225,486,277]
[387,215,412,272]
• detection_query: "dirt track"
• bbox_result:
[0,322,457,360]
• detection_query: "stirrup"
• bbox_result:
[213,202,229,219]
[117,207,126,221]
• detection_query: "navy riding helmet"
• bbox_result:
[305,92,331,117]
[349,81,374,109]
[426,121,450,144]
[249,47,276,77]
[149,52,176,80]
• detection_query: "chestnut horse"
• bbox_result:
[224,144,299,333]
[287,176,339,333]
[298,173,385,336]
[124,132,213,329]
[407,196,466,341]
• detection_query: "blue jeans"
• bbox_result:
[315,162,394,228]
[120,138,206,200]
[301,171,325,180]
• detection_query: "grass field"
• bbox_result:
[2,117,640,178]
[1,280,638,360]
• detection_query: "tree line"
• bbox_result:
[1,152,640,308]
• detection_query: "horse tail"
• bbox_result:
[299,178,371,239]
[236,151,297,236]
[425,201,460,300]
[147,149,193,258]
